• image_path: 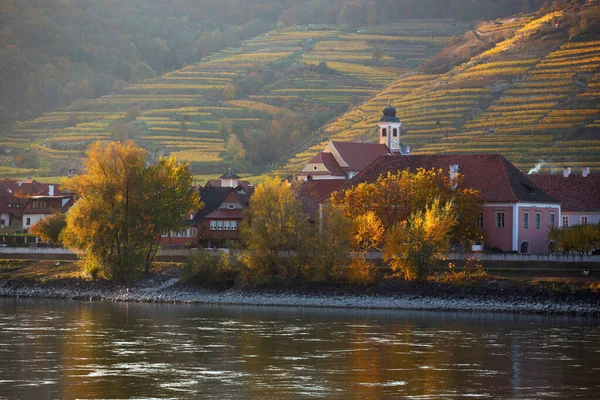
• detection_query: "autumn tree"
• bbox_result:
[331,168,483,248]
[549,223,600,255]
[241,177,313,282]
[222,83,237,100]
[61,141,200,281]
[224,134,247,166]
[310,206,353,283]
[384,199,456,281]
[29,213,66,244]
[348,211,384,285]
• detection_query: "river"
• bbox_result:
[0,298,599,399]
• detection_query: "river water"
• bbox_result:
[0,299,599,399]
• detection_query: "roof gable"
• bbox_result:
[302,152,345,176]
[325,141,389,171]
[195,186,234,221]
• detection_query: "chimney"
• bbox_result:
[449,164,459,180]
[563,166,571,178]
[582,167,590,178]
[49,185,54,196]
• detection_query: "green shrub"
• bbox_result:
[181,250,237,287]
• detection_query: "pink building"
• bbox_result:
[530,167,600,228]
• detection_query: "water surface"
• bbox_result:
[0,298,599,399]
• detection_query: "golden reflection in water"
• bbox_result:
[2,301,600,399]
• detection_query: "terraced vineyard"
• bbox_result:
[1,20,467,179]
[279,3,600,176]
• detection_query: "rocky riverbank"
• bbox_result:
[1,275,599,316]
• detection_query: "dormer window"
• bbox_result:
[228,205,234,209]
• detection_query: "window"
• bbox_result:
[189,228,197,237]
[231,220,238,230]
[581,216,588,225]
[523,211,529,229]
[217,220,224,230]
[496,212,505,228]
[224,220,231,230]
[392,128,398,137]
[228,204,235,209]
[381,128,387,137]
[535,212,541,229]
[477,212,483,227]
[520,241,530,254]
[26,217,31,226]
[549,213,555,228]
[562,216,569,227]
[210,220,217,230]
[0,219,4,226]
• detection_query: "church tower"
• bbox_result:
[378,104,407,154]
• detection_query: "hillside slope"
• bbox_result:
[1,20,469,178]
[279,1,600,176]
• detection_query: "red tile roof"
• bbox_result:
[328,141,389,171]
[346,154,558,204]
[0,180,68,216]
[205,209,245,219]
[529,174,600,212]
[296,179,347,215]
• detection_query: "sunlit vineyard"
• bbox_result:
[3,20,467,178]
[279,6,600,176]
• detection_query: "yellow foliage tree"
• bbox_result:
[332,168,482,248]
[61,141,200,281]
[310,206,353,283]
[224,134,247,164]
[384,199,456,281]
[241,177,313,282]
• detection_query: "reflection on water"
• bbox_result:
[0,298,599,399]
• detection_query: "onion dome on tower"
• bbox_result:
[380,104,400,123]
[377,103,409,154]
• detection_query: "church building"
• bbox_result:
[297,105,562,254]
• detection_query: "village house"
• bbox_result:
[159,169,253,248]
[297,105,562,254]
[530,167,600,227]
[0,179,74,232]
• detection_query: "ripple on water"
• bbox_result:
[359,381,407,387]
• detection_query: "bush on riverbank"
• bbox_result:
[181,251,238,288]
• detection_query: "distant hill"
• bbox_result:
[279,1,600,176]
[1,20,470,178]
[2,0,575,180]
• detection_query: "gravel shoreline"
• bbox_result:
[1,278,599,316]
